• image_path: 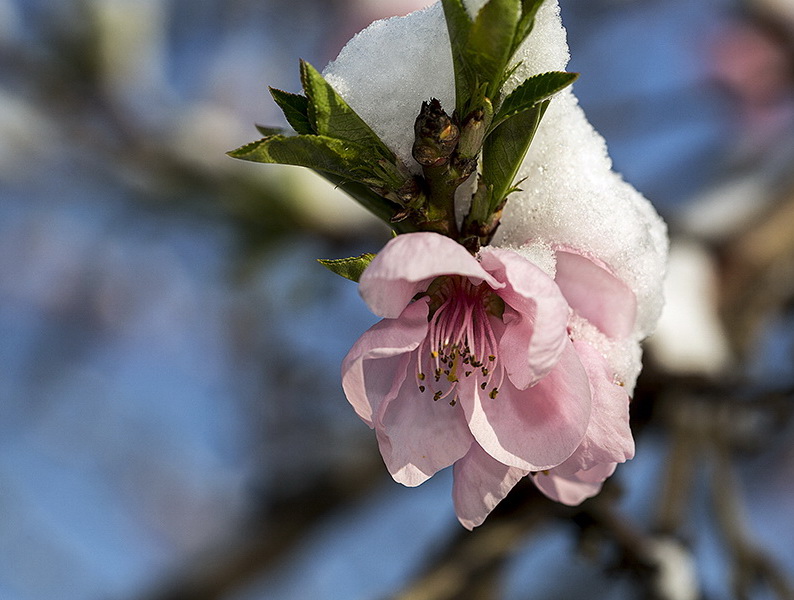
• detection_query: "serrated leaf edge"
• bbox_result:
[317,253,377,282]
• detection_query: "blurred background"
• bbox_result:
[1,0,793,599]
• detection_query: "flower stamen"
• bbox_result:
[416,276,504,402]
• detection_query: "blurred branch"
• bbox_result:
[710,415,794,600]
[719,178,794,355]
[391,483,552,600]
[5,0,383,268]
[654,396,701,536]
[139,455,385,600]
[390,477,681,600]
[649,385,794,600]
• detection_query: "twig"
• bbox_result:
[138,459,385,600]
[655,396,702,536]
[391,482,552,600]
[709,411,794,600]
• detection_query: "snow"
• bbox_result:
[322,0,668,388]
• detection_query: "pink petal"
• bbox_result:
[532,462,617,505]
[479,248,569,388]
[460,342,591,471]
[375,370,473,487]
[555,250,637,339]
[452,443,529,530]
[341,298,429,427]
[552,341,635,476]
[360,232,501,318]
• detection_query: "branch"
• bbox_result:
[710,427,794,600]
[391,482,552,600]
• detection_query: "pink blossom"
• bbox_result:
[342,232,636,528]
[554,250,637,340]
[531,341,634,505]
[523,254,636,506]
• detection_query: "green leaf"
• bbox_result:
[255,124,287,137]
[482,99,548,211]
[499,61,522,92]
[317,253,376,282]
[512,0,544,56]
[443,0,526,114]
[229,134,381,184]
[319,174,414,231]
[230,136,410,227]
[299,60,397,162]
[441,0,474,115]
[469,0,521,101]
[269,88,315,135]
[492,71,577,129]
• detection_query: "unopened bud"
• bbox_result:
[412,99,459,166]
[457,99,493,159]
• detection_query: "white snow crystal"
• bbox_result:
[323,4,454,166]
[322,0,668,388]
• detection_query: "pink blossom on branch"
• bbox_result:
[342,232,636,528]
[530,340,634,507]
[323,0,667,529]
[322,0,669,376]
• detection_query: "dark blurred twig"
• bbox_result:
[711,415,794,600]
[390,482,552,600]
[719,181,794,356]
[138,455,385,600]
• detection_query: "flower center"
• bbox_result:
[416,276,505,405]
